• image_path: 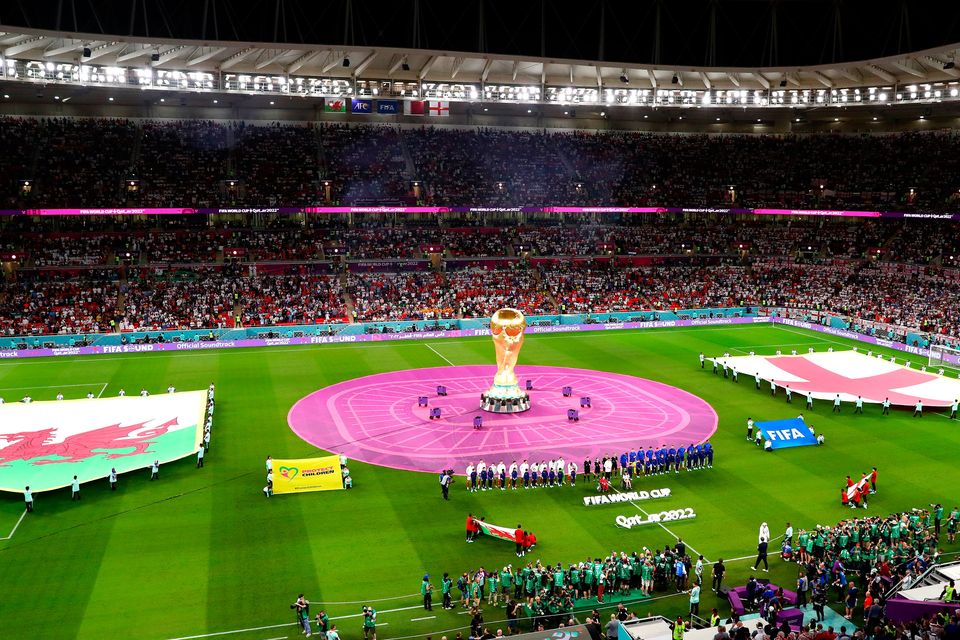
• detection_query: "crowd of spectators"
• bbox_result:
[348,272,450,321]
[3,212,960,339]
[0,270,117,336]
[238,273,345,326]
[444,266,552,317]
[6,117,960,210]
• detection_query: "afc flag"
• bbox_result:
[351,98,372,114]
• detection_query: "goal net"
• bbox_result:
[928,343,960,375]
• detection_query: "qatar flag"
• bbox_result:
[403,100,425,116]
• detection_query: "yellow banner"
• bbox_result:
[273,455,344,494]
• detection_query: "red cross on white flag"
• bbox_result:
[427,100,450,116]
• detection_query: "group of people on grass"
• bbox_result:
[739,505,954,631]
[452,542,710,608]
[21,383,215,510]
[838,470,878,510]
[464,459,576,491]
[461,446,715,495]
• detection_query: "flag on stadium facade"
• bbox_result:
[377,100,399,114]
[324,98,347,113]
[474,519,518,542]
[351,98,372,114]
[403,100,425,116]
[427,100,450,117]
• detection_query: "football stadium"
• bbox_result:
[2,2,960,639]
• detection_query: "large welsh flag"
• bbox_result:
[474,519,518,542]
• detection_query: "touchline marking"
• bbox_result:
[0,510,27,541]
[170,586,692,640]
[0,382,108,392]
[166,622,296,640]
[609,487,706,562]
[165,607,409,640]
[0,325,752,367]
[424,343,455,366]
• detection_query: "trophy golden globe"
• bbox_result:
[480,308,531,413]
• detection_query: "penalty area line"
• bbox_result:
[0,509,27,540]
[424,343,455,366]
[98,382,109,398]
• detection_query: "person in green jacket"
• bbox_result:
[441,572,454,610]
[420,574,433,611]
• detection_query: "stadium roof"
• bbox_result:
[2,23,960,92]
[3,1,960,69]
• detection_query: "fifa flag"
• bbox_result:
[474,518,517,543]
[377,99,399,114]
[272,455,344,494]
[324,98,347,113]
[755,417,817,450]
[427,100,450,116]
[404,100,425,116]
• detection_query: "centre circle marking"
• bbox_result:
[287,365,717,474]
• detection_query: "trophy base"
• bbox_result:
[480,393,531,414]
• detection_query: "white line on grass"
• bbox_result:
[774,325,854,349]
[166,622,296,640]
[261,637,287,640]
[310,593,419,605]
[0,325,753,367]
[0,382,108,392]
[172,585,691,640]
[410,616,435,622]
[97,382,109,398]
[166,607,407,640]
[424,343,455,366]
[610,487,706,561]
[0,510,27,540]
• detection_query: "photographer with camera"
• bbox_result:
[362,605,377,640]
[291,593,311,637]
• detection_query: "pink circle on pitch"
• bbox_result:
[287,365,717,474]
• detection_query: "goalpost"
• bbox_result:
[928,343,960,376]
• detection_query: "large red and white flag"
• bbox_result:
[714,349,960,407]
[403,100,425,116]
[427,100,450,117]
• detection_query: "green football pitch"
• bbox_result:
[0,322,957,640]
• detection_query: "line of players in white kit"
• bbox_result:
[465,459,576,491]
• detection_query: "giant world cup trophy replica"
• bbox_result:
[480,308,531,413]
